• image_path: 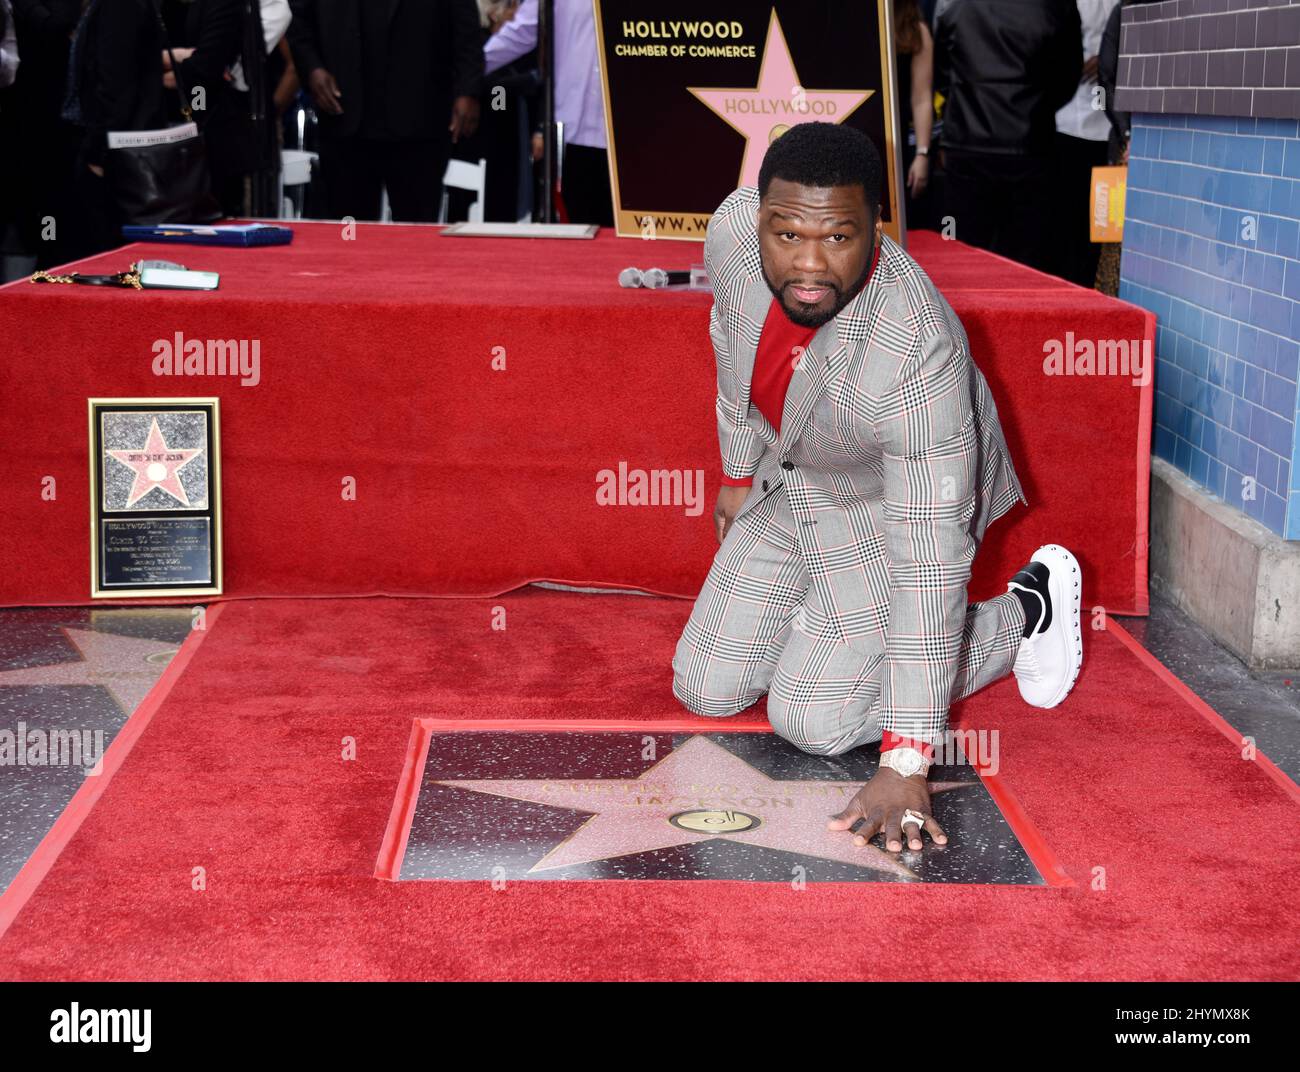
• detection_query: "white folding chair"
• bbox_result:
[279,149,318,218]
[439,157,487,223]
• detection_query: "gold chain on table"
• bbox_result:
[30,264,144,290]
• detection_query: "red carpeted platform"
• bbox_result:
[1,590,1295,982]
[0,225,1152,613]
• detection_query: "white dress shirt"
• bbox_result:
[0,0,18,90]
[1055,0,1120,141]
[230,0,292,93]
[484,0,607,149]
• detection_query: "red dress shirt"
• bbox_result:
[719,241,880,487]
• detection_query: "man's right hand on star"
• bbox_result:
[826,768,949,853]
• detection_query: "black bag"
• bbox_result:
[103,2,221,225]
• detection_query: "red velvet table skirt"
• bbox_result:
[0,223,1152,612]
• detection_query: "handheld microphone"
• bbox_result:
[618,267,644,288]
[642,268,691,289]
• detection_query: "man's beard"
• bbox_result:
[761,251,874,328]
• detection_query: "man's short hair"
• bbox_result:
[756,122,883,215]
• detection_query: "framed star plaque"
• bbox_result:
[592,1,904,243]
[88,398,222,599]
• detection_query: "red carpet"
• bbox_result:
[0,226,1151,613]
[0,589,1295,981]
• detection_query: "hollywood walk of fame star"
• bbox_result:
[687,11,874,189]
[438,735,973,880]
[0,628,179,715]
[106,418,204,508]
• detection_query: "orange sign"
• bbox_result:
[1090,165,1127,243]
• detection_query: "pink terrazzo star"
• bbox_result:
[440,734,973,879]
[0,627,179,715]
[688,11,874,188]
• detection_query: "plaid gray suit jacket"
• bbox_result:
[706,186,1028,741]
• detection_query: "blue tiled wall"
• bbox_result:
[1120,113,1300,539]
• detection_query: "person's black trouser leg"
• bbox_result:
[27,124,83,268]
[560,143,614,227]
[943,149,1055,274]
[1053,131,1111,286]
[941,148,998,252]
[996,154,1055,274]
[66,149,122,261]
[318,134,384,221]
[382,139,450,223]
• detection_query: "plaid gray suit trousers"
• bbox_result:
[672,480,1025,755]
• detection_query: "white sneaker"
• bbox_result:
[1007,544,1083,709]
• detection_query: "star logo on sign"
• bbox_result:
[106,418,203,508]
[439,735,973,880]
[687,11,873,188]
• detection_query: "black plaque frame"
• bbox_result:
[88,397,223,599]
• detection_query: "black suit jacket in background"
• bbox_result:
[74,0,167,166]
[288,0,484,142]
[933,0,1083,156]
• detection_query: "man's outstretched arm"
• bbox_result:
[828,329,978,852]
[875,328,979,746]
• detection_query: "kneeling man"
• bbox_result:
[672,123,1082,856]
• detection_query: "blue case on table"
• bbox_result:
[121,223,294,247]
